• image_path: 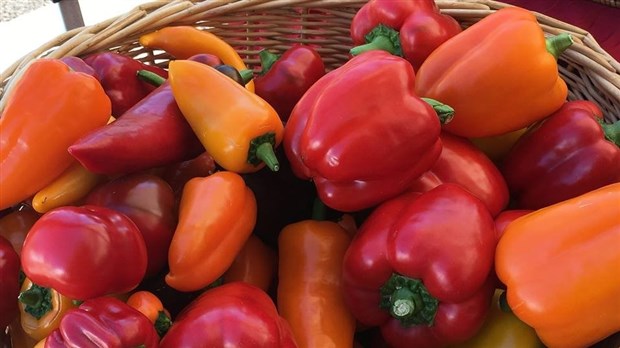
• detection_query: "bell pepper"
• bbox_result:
[501,100,620,209]
[159,282,297,347]
[166,171,257,292]
[21,205,148,300]
[43,296,159,348]
[8,314,39,348]
[496,183,620,348]
[0,58,111,211]
[349,0,462,71]
[493,209,532,242]
[126,290,172,337]
[17,278,78,342]
[59,56,95,75]
[415,7,573,138]
[168,59,284,173]
[284,50,449,212]
[0,235,20,328]
[83,51,168,116]
[342,184,497,347]
[278,219,356,348]
[254,45,326,122]
[223,234,277,292]
[161,151,217,200]
[0,208,39,256]
[84,173,177,278]
[139,26,255,92]
[470,127,528,164]
[409,131,509,216]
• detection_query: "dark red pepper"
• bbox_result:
[501,100,620,209]
[83,51,168,117]
[349,0,462,71]
[254,45,326,122]
[409,131,509,216]
[59,56,95,76]
[44,296,159,348]
[0,236,20,328]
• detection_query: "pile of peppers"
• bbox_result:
[0,1,619,347]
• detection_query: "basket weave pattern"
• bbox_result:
[0,0,619,124]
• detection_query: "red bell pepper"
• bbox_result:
[160,282,297,347]
[59,56,95,75]
[342,184,497,347]
[409,131,509,216]
[254,45,326,122]
[84,173,177,278]
[21,205,148,300]
[0,236,20,328]
[44,296,159,348]
[501,100,620,209]
[284,50,450,212]
[349,0,461,71]
[83,51,168,116]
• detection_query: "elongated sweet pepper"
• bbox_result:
[160,282,297,347]
[0,58,111,211]
[169,60,284,173]
[342,184,497,347]
[496,183,620,348]
[349,0,462,71]
[166,171,257,292]
[278,219,356,348]
[409,131,509,216]
[284,50,449,212]
[501,100,620,209]
[223,234,277,292]
[415,7,572,138]
[0,235,20,328]
[126,290,172,337]
[254,45,326,122]
[43,296,159,348]
[21,205,148,300]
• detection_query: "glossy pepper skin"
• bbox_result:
[223,234,277,292]
[21,205,148,300]
[160,282,297,348]
[0,58,111,211]
[342,184,497,347]
[0,208,39,256]
[254,45,326,122]
[0,236,20,328]
[166,171,257,292]
[284,50,443,212]
[496,183,620,348]
[278,220,356,348]
[126,290,172,338]
[349,0,462,71]
[44,297,159,348]
[83,51,168,116]
[409,131,509,216]
[415,7,571,138]
[501,100,620,209]
[85,173,177,278]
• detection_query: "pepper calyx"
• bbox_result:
[18,283,53,320]
[380,273,439,327]
[350,24,403,57]
[247,132,280,172]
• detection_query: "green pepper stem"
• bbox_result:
[311,197,327,221]
[155,311,172,337]
[259,49,280,75]
[239,69,254,85]
[256,142,280,172]
[350,24,402,57]
[18,287,43,307]
[601,120,620,147]
[390,287,422,319]
[380,273,439,327]
[498,290,512,313]
[422,97,455,124]
[546,33,573,60]
[137,69,166,87]
[18,283,53,320]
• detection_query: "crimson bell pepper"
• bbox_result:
[44,296,159,348]
[254,45,326,122]
[342,184,497,347]
[160,282,297,347]
[501,100,620,209]
[0,236,20,328]
[83,51,168,116]
[84,173,177,278]
[409,131,509,216]
[21,206,148,300]
[349,0,462,71]
[284,50,451,212]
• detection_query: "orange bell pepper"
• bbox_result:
[168,60,283,173]
[277,219,356,348]
[415,7,571,138]
[126,290,172,337]
[0,58,111,210]
[496,183,620,348]
[223,234,277,292]
[139,26,255,92]
[166,171,257,292]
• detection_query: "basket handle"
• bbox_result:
[51,0,85,30]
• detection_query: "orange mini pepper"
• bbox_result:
[223,234,277,292]
[168,60,283,173]
[126,290,172,337]
[0,58,111,210]
[496,183,620,348]
[166,171,257,292]
[415,7,571,138]
[278,219,356,348]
